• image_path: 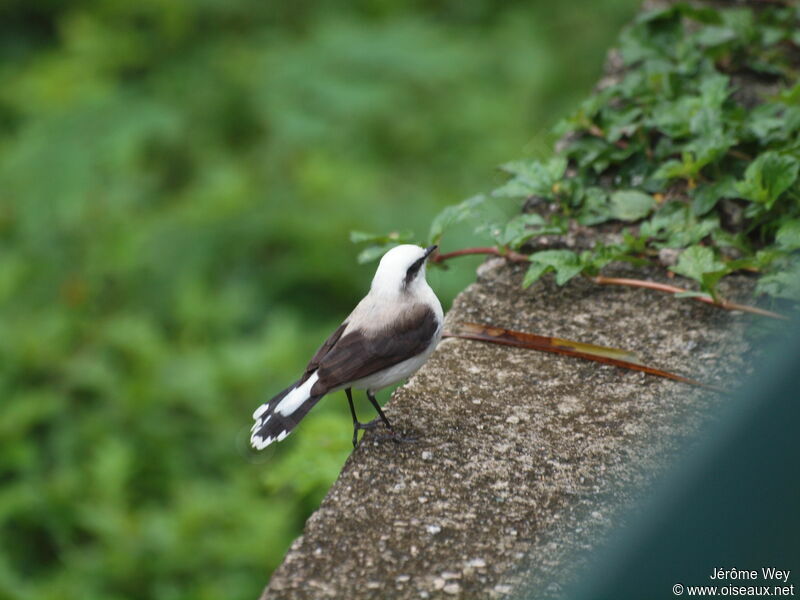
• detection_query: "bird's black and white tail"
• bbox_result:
[250,372,324,449]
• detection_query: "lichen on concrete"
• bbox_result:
[261,260,754,599]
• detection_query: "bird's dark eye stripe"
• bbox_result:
[410,257,424,272]
[403,258,425,286]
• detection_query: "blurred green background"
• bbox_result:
[0,1,639,598]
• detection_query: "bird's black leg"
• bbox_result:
[347,388,411,447]
[365,390,417,444]
[346,388,382,448]
[345,388,360,448]
[366,390,393,432]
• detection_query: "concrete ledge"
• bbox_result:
[261,261,752,599]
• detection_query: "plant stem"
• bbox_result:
[431,246,530,264]
[429,245,789,321]
[592,275,789,320]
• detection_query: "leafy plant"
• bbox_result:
[355,2,800,309]
[0,1,644,598]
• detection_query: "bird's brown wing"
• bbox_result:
[310,304,438,395]
[298,321,348,384]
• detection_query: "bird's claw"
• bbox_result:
[351,419,404,448]
[376,431,417,444]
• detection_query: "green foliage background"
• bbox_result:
[0,1,638,597]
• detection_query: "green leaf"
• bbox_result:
[690,106,722,137]
[691,176,737,216]
[674,2,722,23]
[428,195,485,244]
[652,159,684,181]
[640,202,687,239]
[609,190,655,221]
[775,220,800,251]
[650,97,697,138]
[747,104,791,144]
[356,244,396,264]
[698,73,730,109]
[700,269,728,297]
[671,245,731,299]
[759,25,785,46]
[523,249,583,287]
[349,230,413,244]
[522,262,550,288]
[350,230,377,243]
[666,216,719,248]
[694,25,737,47]
[684,130,735,169]
[493,157,567,199]
[350,230,415,263]
[721,7,756,42]
[496,213,549,248]
[736,151,800,208]
[670,245,727,284]
[606,106,643,142]
[756,256,800,303]
[577,187,612,226]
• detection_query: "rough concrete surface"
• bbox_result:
[261,261,755,600]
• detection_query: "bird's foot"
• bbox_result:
[351,418,410,448]
[359,418,383,431]
[375,430,418,444]
[351,419,388,448]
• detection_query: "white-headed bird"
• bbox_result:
[250,244,443,449]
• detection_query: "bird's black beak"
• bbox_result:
[424,245,438,259]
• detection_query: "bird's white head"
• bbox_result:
[370,244,437,297]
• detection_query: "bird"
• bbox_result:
[250,244,443,450]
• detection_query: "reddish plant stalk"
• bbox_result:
[431,245,789,321]
[592,276,789,320]
[430,246,530,264]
